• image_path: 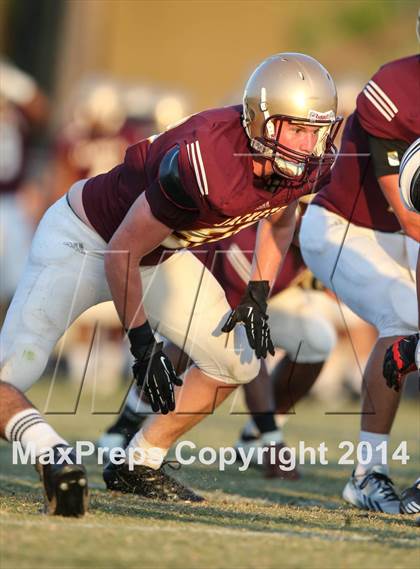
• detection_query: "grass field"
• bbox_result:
[0,378,419,569]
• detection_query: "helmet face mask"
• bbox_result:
[243,52,343,182]
[257,114,342,180]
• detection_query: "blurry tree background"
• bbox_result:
[0,0,417,117]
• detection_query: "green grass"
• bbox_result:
[1,379,419,569]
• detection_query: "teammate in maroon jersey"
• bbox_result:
[210,226,336,479]
[383,137,420,515]
[300,54,419,513]
[383,138,420,394]
[47,79,157,389]
[0,53,341,507]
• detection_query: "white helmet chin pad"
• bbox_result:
[274,156,305,177]
[250,138,306,178]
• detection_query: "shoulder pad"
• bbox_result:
[159,146,198,209]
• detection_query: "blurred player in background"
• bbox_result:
[48,76,157,203]
[300,51,419,513]
[192,226,336,481]
[0,59,48,317]
[0,53,342,504]
[382,138,420,514]
[47,78,189,391]
[48,78,153,387]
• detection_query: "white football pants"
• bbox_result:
[300,205,418,337]
[268,287,336,363]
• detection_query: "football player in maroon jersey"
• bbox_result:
[300,53,419,513]
[0,53,341,506]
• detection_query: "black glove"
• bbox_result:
[221,280,275,359]
[128,322,183,414]
[383,333,419,392]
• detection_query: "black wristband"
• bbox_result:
[127,321,155,359]
[247,281,270,297]
[244,281,270,312]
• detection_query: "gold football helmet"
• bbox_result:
[243,52,342,181]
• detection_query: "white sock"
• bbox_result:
[275,414,290,428]
[4,409,68,457]
[261,429,284,445]
[242,418,259,439]
[126,428,168,470]
[126,385,152,415]
[354,431,389,476]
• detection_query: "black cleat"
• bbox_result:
[400,478,420,514]
[103,460,204,503]
[36,445,89,517]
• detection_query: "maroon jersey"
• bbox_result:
[200,225,306,308]
[82,105,319,265]
[314,55,420,231]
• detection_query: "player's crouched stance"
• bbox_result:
[1,53,341,504]
[383,138,420,514]
[0,381,88,516]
